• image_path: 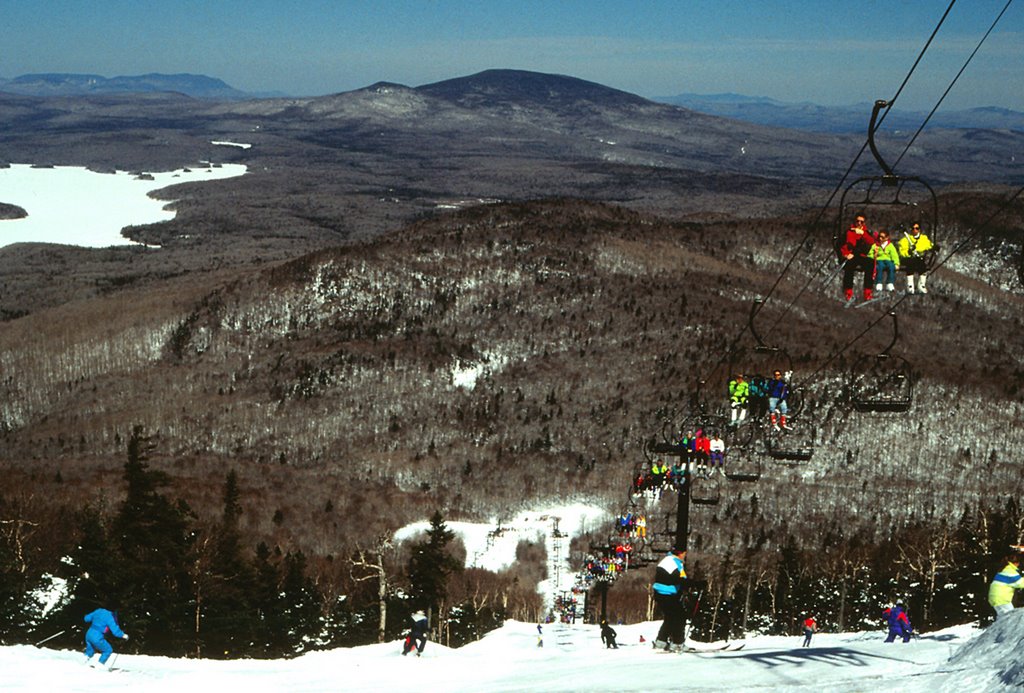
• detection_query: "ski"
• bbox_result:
[680,641,739,653]
[852,295,892,309]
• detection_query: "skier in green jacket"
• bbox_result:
[728,374,749,429]
[869,230,900,294]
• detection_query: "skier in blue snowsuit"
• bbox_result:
[883,601,912,643]
[83,608,128,668]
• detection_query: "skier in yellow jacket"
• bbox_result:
[897,223,934,294]
[988,552,1024,618]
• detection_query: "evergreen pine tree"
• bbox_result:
[279,550,321,654]
[44,508,119,643]
[407,511,462,621]
[111,426,195,655]
[251,542,284,653]
[195,470,259,657]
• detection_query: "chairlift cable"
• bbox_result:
[795,182,1024,389]
[892,0,1015,171]
[756,1,959,336]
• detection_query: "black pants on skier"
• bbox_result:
[842,256,874,294]
[402,632,426,655]
[654,592,686,646]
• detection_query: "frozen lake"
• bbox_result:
[0,163,247,248]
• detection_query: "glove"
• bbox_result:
[122,634,129,640]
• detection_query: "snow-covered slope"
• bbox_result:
[5,612,1023,692]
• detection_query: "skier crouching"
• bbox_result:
[402,610,429,656]
[600,619,618,649]
[83,607,128,670]
[883,600,913,643]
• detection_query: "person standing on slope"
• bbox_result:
[988,552,1024,618]
[83,607,128,670]
[883,600,913,643]
[402,610,429,656]
[652,547,689,652]
[801,614,817,647]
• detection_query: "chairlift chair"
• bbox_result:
[690,473,721,506]
[849,312,914,413]
[764,420,815,463]
[833,99,940,276]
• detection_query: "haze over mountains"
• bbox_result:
[656,92,1024,133]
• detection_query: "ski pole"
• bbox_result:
[34,629,65,647]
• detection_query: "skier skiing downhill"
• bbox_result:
[883,600,913,643]
[83,607,128,670]
[402,611,429,656]
[651,547,689,652]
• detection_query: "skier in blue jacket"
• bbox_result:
[83,608,128,669]
[652,547,689,652]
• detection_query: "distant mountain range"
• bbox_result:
[2,71,1021,133]
[0,72,266,100]
[654,92,1024,133]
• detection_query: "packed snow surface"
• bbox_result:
[5,612,1024,692]
[0,163,247,248]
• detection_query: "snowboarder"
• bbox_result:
[402,610,429,656]
[883,600,913,643]
[600,619,618,649]
[840,213,877,304]
[83,607,128,670]
[988,551,1024,618]
[801,614,817,647]
[651,547,689,652]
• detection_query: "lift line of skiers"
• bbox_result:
[841,214,935,305]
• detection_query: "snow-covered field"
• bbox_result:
[0,163,246,248]
[5,612,1023,692]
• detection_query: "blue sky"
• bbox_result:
[2,1,1021,109]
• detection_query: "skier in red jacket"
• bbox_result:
[801,615,817,647]
[840,214,877,303]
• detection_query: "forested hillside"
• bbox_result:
[2,193,1023,652]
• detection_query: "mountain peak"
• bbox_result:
[417,69,650,109]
